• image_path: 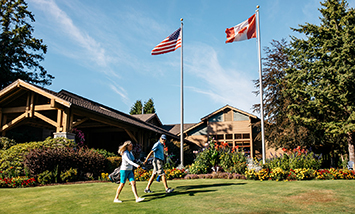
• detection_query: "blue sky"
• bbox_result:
[27,0,355,125]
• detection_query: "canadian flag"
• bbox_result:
[225,14,256,43]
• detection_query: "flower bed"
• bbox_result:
[244,168,355,181]
[134,168,187,181]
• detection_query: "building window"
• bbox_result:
[216,134,224,140]
[226,134,233,139]
[235,134,242,139]
[234,133,250,139]
[242,133,250,139]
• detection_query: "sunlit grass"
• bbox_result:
[1,179,355,213]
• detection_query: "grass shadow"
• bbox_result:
[142,182,246,201]
[142,189,216,201]
[175,182,246,191]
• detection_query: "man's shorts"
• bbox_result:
[120,170,135,184]
[153,158,165,175]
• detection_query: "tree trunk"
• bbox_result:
[347,132,355,164]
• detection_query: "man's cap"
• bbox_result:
[161,134,167,140]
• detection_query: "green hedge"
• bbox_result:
[0,137,76,176]
[24,147,106,180]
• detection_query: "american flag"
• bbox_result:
[151,28,181,55]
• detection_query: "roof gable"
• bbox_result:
[0,79,71,108]
[201,104,257,121]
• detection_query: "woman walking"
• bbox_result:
[114,141,145,203]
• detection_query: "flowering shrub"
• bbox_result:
[243,168,355,181]
[265,147,322,170]
[294,168,316,180]
[189,138,247,174]
[269,167,287,181]
[165,168,187,180]
[60,168,78,183]
[134,167,153,181]
[329,168,355,179]
[72,128,85,147]
[0,176,36,188]
[99,173,109,181]
[316,169,334,180]
[219,149,247,174]
[286,169,297,180]
[184,172,246,180]
[133,168,187,181]
[37,170,54,185]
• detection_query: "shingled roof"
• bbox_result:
[0,79,177,139]
[55,89,178,139]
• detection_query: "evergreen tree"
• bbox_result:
[286,0,355,162]
[143,98,156,114]
[129,100,143,115]
[0,0,54,89]
[253,39,314,149]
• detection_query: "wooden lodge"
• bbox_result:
[163,105,262,158]
[0,79,269,159]
[0,79,177,154]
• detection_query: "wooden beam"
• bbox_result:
[1,112,27,132]
[50,98,55,108]
[29,92,35,117]
[18,80,71,108]
[72,118,89,127]
[56,110,62,132]
[26,92,30,111]
[1,104,56,114]
[69,111,74,132]
[62,109,69,132]
[72,108,138,131]
[34,112,58,128]
[35,104,55,111]
[124,128,138,143]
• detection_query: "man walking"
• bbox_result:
[143,134,174,193]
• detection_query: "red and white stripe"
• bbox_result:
[151,28,181,55]
[225,14,256,43]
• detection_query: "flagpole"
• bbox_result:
[256,6,266,164]
[179,18,184,168]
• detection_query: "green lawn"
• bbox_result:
[1,179,355,214]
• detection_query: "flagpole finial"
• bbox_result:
[180,18,183,22]
[256,5,260,9]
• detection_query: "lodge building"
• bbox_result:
[0,79,265,158]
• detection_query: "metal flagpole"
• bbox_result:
[256,6,266,164]
[179,18,184,168]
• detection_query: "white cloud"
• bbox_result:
[29,0,118,77]
[186,43,259,114]
[108,82,131,106]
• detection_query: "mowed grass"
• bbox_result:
[1,179,355,214]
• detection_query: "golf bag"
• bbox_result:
[108,167,121,184]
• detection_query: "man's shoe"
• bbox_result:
[136,197,145,203]
[144,189,153,193]
[113,199,122,203]
[165,188,174,193]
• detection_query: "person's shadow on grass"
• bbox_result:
[142,182,246,201]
